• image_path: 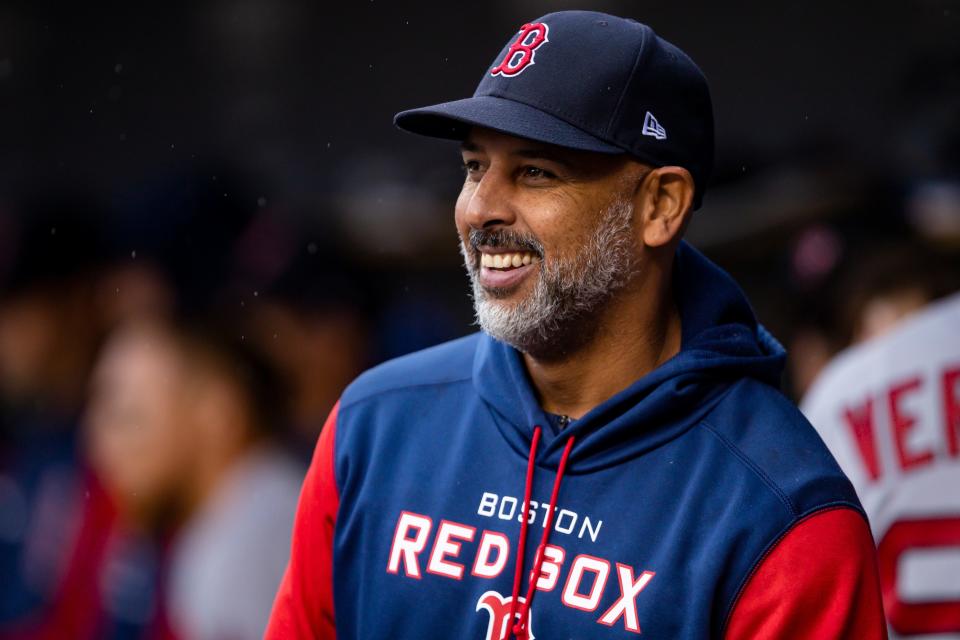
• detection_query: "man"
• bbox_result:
[268,11,886,639]
[82,317,302,639]
[802,288,960,638]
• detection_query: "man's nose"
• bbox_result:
[461,170,518,230]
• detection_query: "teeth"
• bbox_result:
[480,251,540,269]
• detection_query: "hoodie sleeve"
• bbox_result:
[725,507,887,640]
[265,403,340,639]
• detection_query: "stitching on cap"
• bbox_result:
[606,26,648,138]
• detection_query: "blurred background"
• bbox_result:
[0,1,958,638]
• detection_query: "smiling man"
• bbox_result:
[267,11,886,639]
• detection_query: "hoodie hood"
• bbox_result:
[472,240,785,473]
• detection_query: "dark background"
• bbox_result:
[2,0,959,387]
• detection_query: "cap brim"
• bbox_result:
[394,95,624,154]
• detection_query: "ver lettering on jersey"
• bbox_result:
[840,363,960,482]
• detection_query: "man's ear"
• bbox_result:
[634,166,695,248]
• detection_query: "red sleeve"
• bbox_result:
[725,507,887,640]
[265,402,340,639]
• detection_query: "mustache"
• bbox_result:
[468,228,544,258]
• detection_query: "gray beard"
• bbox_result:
[460,197,637,359]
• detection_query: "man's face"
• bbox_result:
[84,323,194,527]
[455,128,643,357]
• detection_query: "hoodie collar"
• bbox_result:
[472,241,785,473]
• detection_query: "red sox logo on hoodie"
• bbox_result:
[490,23,549,77]
[477,591,536,640]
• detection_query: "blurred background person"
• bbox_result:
[0,167,308,639]
[802,246,960,638]
[81,314,302,640]
[0,192,108,633]
[838,244,959,345]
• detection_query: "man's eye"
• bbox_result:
[462,160,481,174]
[521,166,555,180]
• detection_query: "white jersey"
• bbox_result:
[802,291,960,640]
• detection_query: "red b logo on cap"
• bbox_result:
[490,23,549,77]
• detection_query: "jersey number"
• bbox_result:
[878,516,960,634]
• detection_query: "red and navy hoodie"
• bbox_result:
[267,241,887,639]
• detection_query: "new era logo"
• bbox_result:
[642,112,667,140]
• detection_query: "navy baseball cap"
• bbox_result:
[394,11,714,209]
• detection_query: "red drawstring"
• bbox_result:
[508,427,540,633]
[505,427,575,640]
[513,435,575,638]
